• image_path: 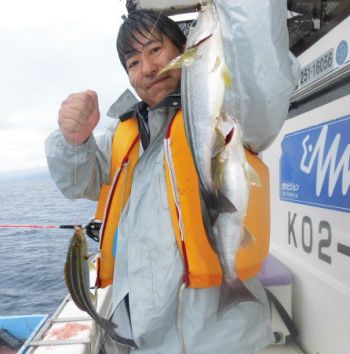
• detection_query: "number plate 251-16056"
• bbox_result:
[299,48,334,88]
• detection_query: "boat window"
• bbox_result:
[176,2,350,54]
[288,0,350,56]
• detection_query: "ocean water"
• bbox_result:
[0,172,98,317]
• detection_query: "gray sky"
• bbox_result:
[0,0,132,173]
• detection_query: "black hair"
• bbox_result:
[117,9,187,71]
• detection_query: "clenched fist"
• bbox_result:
[58,90,100,145]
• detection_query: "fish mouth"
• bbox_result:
[147,76,169,89]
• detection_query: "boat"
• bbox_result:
[11,1,350,353]
[21,265,111,354]
[20,252,303,354]
[0,315,47,354]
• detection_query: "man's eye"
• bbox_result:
[128,60,139,69]
[151,47,161,54]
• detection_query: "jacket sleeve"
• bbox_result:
[45,122,117,201]
[215,0,300,152]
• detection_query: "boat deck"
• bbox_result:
[25,289,306,354]
[259,342,305,354]
[26,269,112,354]
[24,263,306,354]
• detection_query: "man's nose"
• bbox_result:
[141,57,158,76]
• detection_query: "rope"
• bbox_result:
[177,282,187,354]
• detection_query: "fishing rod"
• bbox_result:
[0,221,101,242]
[0,224,78,229]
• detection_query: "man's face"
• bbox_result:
[125,32,183,107]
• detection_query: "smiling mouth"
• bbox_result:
[148,76,169,89]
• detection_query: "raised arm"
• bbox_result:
[45,90,114,201]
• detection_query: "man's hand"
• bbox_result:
[58,90,100,145]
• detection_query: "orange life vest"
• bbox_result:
[95,109,270,289]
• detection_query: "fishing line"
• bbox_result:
[134,0,170,87]
[74,141,78,200]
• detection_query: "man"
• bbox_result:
[46,9,289,354]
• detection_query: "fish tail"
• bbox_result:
[110,334,138,350]
[101,318,138,349]
[201,188,236,225]
[217,278,259,320]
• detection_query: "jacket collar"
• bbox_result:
[118,88,181,122]
[108,88,181,150]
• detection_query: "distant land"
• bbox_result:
[0,167,50,181]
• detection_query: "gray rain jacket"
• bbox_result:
[45,1,300,352]
[46,102,274,354]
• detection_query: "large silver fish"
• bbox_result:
[64,226,138,349]
[160,1,235,220]
[160,1,260,316]
[207,116,261,318]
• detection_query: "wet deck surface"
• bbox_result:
[258,342,305,354]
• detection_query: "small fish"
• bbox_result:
[204,115,261,319]
[64,226,138,349]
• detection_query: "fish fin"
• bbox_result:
[158,47,199,75]
[88,261,96,270]
[212,126,226,158]
[199,193,218,252]
[210,57,222,73]
[211,127,227,189]
[212,153,225,189]
[209,57,232,88]
[112,336,138,350]
[200,187,236,226]
[240,227,256,249]
[99,317,138,349]
[221,63,233,88]
[216,113,235,142]
[110,330,138,349]
[243,162,261,187]
[211,117,236,190]
[217,278,260,320]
